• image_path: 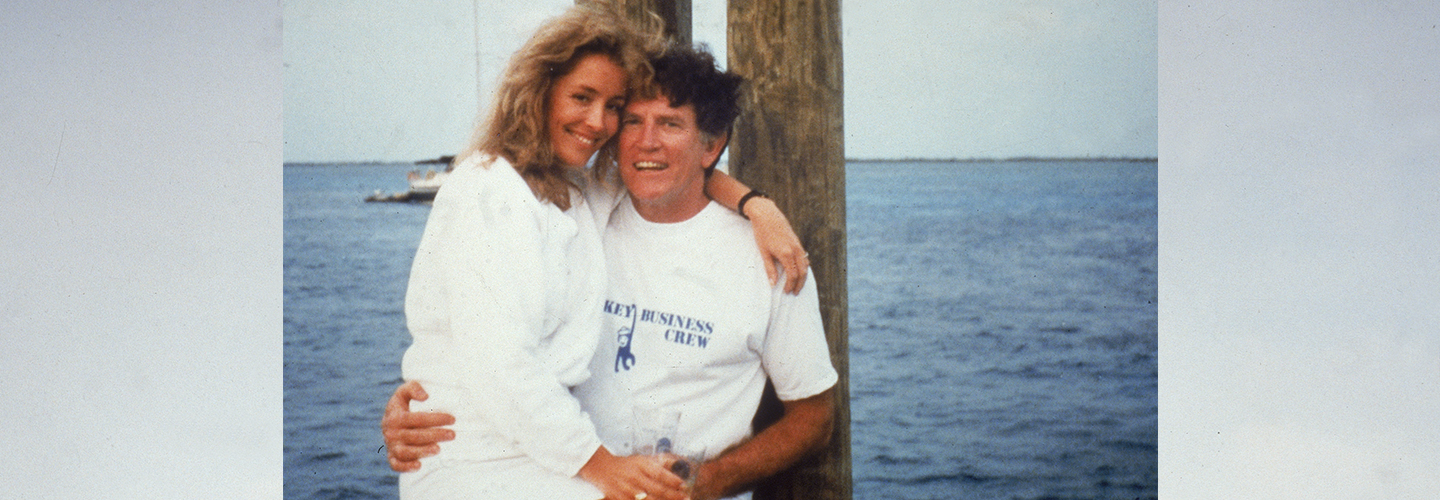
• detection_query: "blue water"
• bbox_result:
[284,160,1157,500]
[847,161,1156,499]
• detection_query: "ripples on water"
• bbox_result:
[285,164,426,500]
[848,160,1156,499]
[284,160,1156,499]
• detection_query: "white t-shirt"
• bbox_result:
[400,155,607,497]
[574,199,838,499]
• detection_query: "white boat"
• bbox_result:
[365,157,453,203]
[405,168,447,201]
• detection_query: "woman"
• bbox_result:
[393,4,806,500]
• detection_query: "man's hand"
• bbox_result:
[745,196,809,295]
[688,389,834,500]
[381,381,456,472]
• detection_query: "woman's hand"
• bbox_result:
[579,447,689,500]
[381,381,456,472]
[744,196,809,294]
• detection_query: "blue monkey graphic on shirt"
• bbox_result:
[613,301,638,372]
[615,326,636,372]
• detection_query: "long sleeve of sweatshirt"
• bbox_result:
[402,157,604,477]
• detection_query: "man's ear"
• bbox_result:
[703,130,729,170]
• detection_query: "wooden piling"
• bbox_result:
[726,1,849,499]
[600,0,692,45]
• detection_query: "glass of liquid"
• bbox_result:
[631,408,705,489]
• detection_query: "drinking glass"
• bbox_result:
[631,408,705,488]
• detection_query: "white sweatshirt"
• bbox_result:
[400,154,608,477]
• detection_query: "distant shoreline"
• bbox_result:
[285,156,1158,166]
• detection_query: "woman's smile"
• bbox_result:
[546,54,628,168]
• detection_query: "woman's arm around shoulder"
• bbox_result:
[703,169,809,294]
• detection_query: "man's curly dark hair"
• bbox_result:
[641,43,745,139]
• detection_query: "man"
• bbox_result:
[383,45,837,500]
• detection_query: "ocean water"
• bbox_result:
[847,161,1156,499]
[284,160,1157,500]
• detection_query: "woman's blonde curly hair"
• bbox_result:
[459,1,664,210]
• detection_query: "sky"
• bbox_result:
[282,0,1157,162]
[3,1,1440,498]
[1160,2,1440,496]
